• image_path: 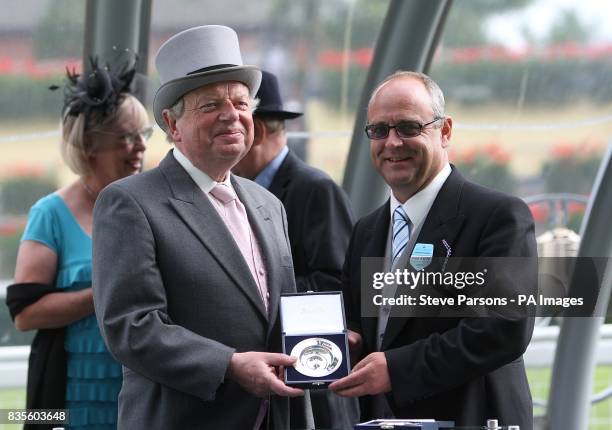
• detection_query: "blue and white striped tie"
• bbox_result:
[392,205,410,268]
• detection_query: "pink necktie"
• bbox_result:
[210,184,269,310]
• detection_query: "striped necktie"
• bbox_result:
[392,205,411,268]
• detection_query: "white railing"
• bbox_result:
[1,325,612,389]
[525,324,612,367]
[0,280,29,389]
[0,346,29,388]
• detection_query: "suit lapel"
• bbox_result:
[231,177,282,334]
[360,202,391,353]
[268,151,295,201]
[381,168,466,350]
[251,151,298,334]
[413,168,466,261]
[159,153,268,319]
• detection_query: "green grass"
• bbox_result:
[0,367,610,428]
[0,388,25,430]
[527,366,612,430]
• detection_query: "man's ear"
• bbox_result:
[162,110,181,143]
[252,118,266,147]
[440,116,452,148]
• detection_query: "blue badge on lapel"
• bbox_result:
[410,243,434,271]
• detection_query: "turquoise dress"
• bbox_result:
[22,193,121,430]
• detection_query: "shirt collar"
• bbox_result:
[390,163,452,231]
[254,145,289,189]
[173,147,233,194]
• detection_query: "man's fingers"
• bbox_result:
[229,352,306,398]
[328,367,364,392]
[351,358,368,372]
[351,351,377,372]
[347,330,363,347]
[333,384,368,398]
[264,352,297,367]
[347,330,364,364]
[268,376,304,397]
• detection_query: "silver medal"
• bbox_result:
[290,337,343,378]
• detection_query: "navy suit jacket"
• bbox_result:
[269,151,354,292]
[342,167,537,428]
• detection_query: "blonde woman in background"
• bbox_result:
[5,59,150,430]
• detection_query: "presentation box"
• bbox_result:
[280,291,350,389]
[355,419,455,429]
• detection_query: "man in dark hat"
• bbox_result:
[234,70,358,428]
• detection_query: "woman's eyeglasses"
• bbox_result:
[364,117,443,140]
[95,126,155,145]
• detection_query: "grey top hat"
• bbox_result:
[153,25,262,128]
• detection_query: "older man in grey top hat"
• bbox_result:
[92,25,303,429]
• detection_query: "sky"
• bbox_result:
[486,0,612,49]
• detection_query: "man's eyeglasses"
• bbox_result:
[364,117,443,140]
[95,126,155,145]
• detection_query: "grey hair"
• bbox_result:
[258,117,285,134]
[368,71,445,119]
[251,97,260,113]
[61,93,148,175]
[163,98,185,143]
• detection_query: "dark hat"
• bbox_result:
[254,70,302,119]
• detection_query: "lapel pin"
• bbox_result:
[441,239,452,272]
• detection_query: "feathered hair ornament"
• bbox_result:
[51,57,136,121]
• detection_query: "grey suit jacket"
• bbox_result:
[92,151,296,429]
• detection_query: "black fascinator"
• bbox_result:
[54,57,136,121]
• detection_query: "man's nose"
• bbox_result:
[384,128,404,148]
[218,100,239,121]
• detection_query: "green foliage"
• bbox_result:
[0,229,22,280]
[548,9,590,44]
[320,0,388,50]
[319,65,369,110]
[317,50,611,109]
[32,0,84,59]
[567,211,585,236]
[526,365,612,427]
[0,170,57,279]
[0,174,58,216]
[0,74,63,120]
[450,145,516,194]
[461,159,516,194]
[543,144,602,194]
[430,59,612,106]
[0,388,26,411]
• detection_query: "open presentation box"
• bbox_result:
[280,291,350,389]
[355,419,455,429]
